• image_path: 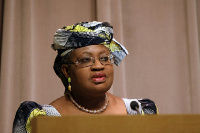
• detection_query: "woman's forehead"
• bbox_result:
[71,45,110,56]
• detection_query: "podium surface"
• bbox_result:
[32,115,200,133]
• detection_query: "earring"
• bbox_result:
[68,77,71,91]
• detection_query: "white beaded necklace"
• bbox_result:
[68,93,109,114]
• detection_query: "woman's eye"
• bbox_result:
[100,56,109,61]
[79,57,92,63]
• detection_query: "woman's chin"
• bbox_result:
[92,84,111,94]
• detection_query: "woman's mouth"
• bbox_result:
[91,72,106,83]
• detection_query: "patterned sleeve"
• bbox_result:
[12,101,47,133]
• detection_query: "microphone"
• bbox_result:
[130,101,140,114]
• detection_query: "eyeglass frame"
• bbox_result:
[67,54,115,68]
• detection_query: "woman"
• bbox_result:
[13,21,158,133]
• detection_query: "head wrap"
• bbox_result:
[51,21,128,66]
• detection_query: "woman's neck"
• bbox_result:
[69,91,107,110]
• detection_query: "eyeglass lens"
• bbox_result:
[77,55,114,68]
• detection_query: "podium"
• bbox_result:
[32,115,200,133]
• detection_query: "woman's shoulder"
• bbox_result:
[14,101,61,117]
[13,101,60,133]
[122,98,158,115]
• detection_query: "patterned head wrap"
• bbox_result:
[51,21,128,66]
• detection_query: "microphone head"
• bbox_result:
[130,101,139,110]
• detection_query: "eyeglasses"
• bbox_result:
[68,54,115,68]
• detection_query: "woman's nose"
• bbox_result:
[91,58,104,70]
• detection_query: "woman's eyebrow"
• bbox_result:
[80,51,91,55]
[78,52,92,57]
[77,50,109,57]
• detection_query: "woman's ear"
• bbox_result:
[61,64,70,77]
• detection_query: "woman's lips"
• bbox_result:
[91,72,106,83]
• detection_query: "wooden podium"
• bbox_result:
[32,115,200,133]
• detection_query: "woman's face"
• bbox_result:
[64,44,114,97]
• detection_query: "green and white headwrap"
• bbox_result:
[52,21,128,66]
